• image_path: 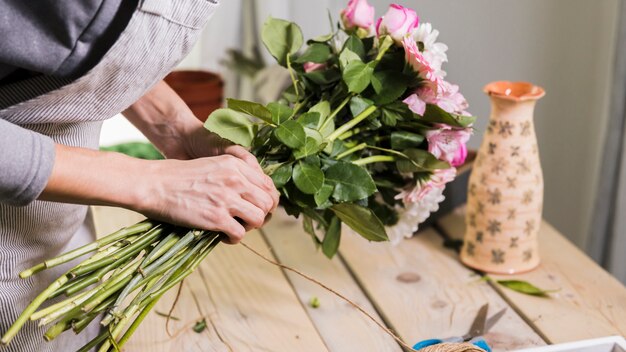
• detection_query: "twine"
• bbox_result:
[420,343,486,352]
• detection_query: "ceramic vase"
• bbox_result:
[460,81,545,274]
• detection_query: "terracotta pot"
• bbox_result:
[163,70,224,122]
[460,81,545,274]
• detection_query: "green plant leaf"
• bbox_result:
[349,96,374,117]
[339,48,362,69]
[227,98,273,124]
[391,131,424,149]
[420,104,476,127]
[308,101,331,122]
[396,148,450,173]
[342,61,375,94]
[262,17,304,66]
[314,183,334,207]
[204,108,255,147]
[496,280,559,297]
[297,112,321,129]
[322,216,341,258]
[325,162,376,202]
[270,163,293,188]
[275,120,306,148]
[371,70,409,105]
[302,215,321,246]
[267,102,293,124]
[293,161,325,195]
[343,35,365,59]
[193,319,207,333]
[295,43,331,63]
[293,136,321,160]
[331,203,388,241]
[311,32,334,42]
[303,67,341,85]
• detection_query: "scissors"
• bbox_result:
[413,304,507,352]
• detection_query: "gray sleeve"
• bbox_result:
[0,119,55,206]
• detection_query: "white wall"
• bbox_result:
[102,0,621,251]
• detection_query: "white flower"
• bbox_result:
[412,22,448,75]
[386,187,446,245]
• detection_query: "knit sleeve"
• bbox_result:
[0,119,55,206]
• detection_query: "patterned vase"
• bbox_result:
[460,81,545,274]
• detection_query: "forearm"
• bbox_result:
[39,144,147,210]
[122,80,201,159]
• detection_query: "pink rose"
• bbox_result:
[402,36,442,91]
[303,62,326,73]
[396,168,457,203]
[376,4,419,44]
[341,0,375,30]
[426,126,471,167]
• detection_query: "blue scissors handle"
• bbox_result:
[413,337,490,351]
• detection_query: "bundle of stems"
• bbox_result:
[1,220,223,351]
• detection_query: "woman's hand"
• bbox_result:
[136,154,278,244]
[41,145,279,244]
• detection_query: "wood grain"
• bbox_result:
[261,210,402,352]
[91,206,329,352]
[437,207,626,343]
[338,226,545,351]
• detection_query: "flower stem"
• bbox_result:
[320,95,351,132]
[286,55,300,99]
[353,155,396,166]
[336,143,366,159]
[327,105,377,141]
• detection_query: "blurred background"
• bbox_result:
[100,0,626,282]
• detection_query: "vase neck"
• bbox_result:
[489,98,537,123]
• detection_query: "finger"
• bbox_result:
[235,160,276,194]
[225,146,262,171]
[217,216,246,244]
[240,183,275,214]
[230,199,265,229]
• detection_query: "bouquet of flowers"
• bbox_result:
[1,1,473,350]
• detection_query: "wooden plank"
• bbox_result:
[261,209,402,352]
[91,206,329,352]
[339,226,546,351]
[437,207,626,343]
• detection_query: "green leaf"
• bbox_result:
[311,32,334,42]
[261,17,304,66]
[193,319,207,333]
[331,203,388,241]
[421,104,476,127]
[204,108,255,147]
[267,102,293,124]
[302,215,321,246]
[293,161,325,195]
[371,70,408,105]
[303,68,341,85]
[295,43,331,63]
[308,101,331,122]
[342,61,375,94]
[298,112,321,129]
[293,136,321,160]
[496,280,559,297]
[322,217,342,258]
[227,98,273,124]
[275,120,306,148]
[381,109,400,126]
[396,148,450,173]
[391,131,424,149]
[325,162,376,202]
[350,96,374,117]
[314,183,334,207]
[339,48,362,69]
[270,163,293,188]
[343,35,365,59]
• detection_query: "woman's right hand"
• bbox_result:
[40,144,278,245]
[136,154,279,244]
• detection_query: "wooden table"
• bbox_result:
[91,206,626,351]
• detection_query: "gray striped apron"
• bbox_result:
[0,0,218,350]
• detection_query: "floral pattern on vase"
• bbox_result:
[460,81,545,274]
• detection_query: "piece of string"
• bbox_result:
[166,279,184,337]
[239,241,419,352]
